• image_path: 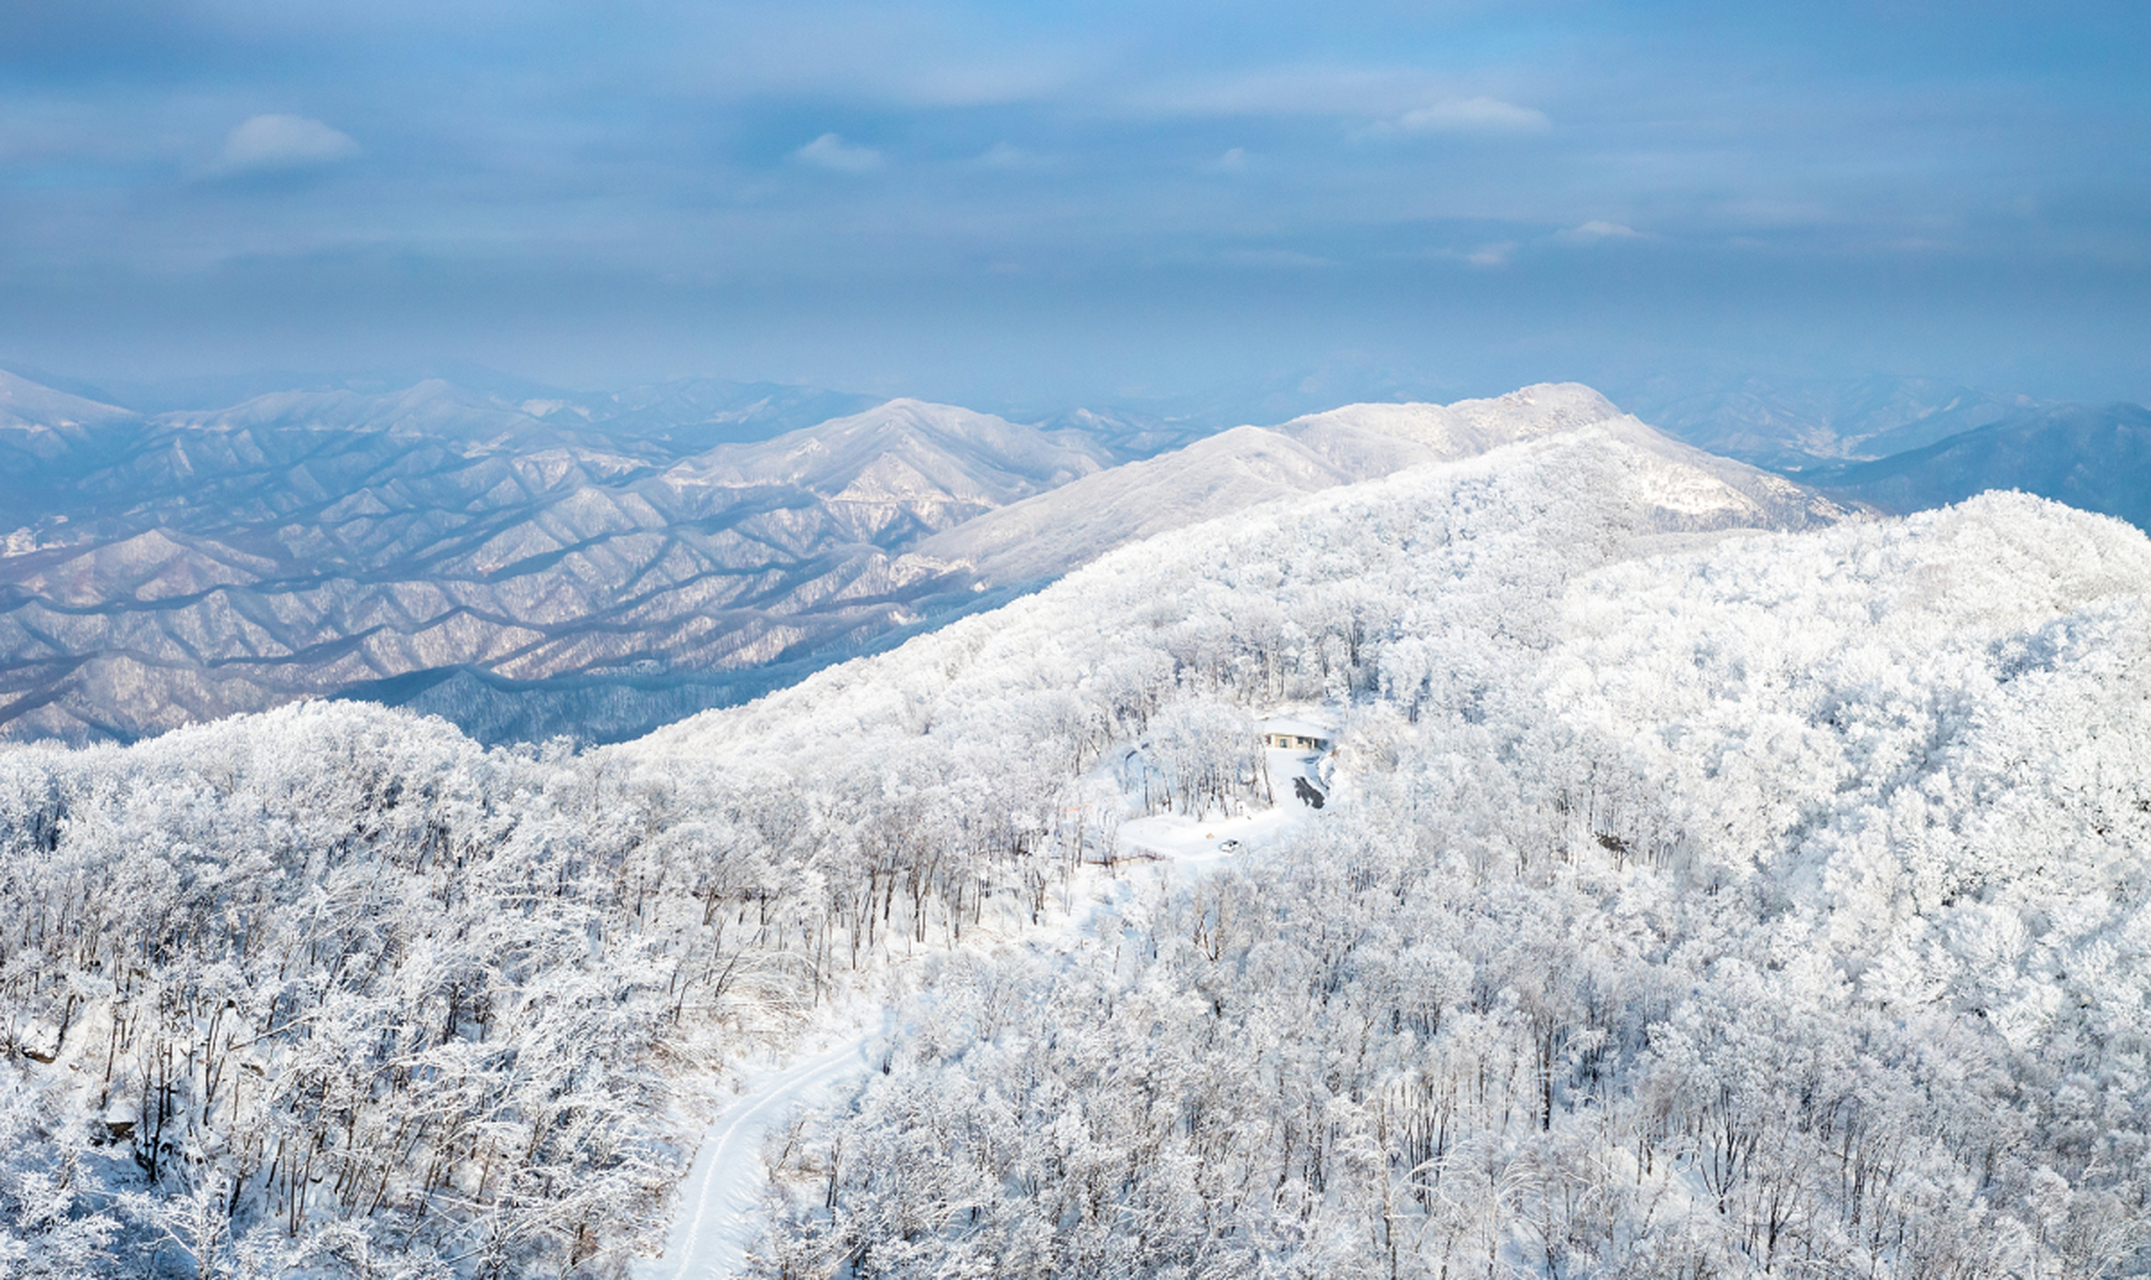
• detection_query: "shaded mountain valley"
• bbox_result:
[0,372,1114,743]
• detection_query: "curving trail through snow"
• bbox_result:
[639,755,1327,1276]
[636,1029,886,1280]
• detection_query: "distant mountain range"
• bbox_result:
[1611,371,2041,471]
[0,372,1112,744]
[0,370,1849,745]
[1797,401,2151,531]
[1,362,2145,747]
[1610,370,2151,537]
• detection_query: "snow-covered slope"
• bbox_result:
[0,371,147,515]
[0,369,138,442]
[915,382,1849,584]
[629,424,2151,1278]
[662,398,1110,543]
[901,424,1350,583]
[717,452,2151,1280]
[5,412,2151,1277]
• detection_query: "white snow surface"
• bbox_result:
[661,397,1109,506]
[913,382,1850,584]
[638,1028,890,1280]
[0,369,136,452]
[1117,791,1312,869]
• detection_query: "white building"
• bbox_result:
[1259,717,1332,752]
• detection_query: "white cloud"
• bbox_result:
[1201,147,1250,174]
[1717,197,1833,226]
[1132,66,1439,117]
[1388,97,1550,135]
[794,133,885,173]
[217,115,359,174]
[1219,248,1333,269]
[1464,241,1517,267]
[1558,220,1643,243]
[974,142,1049,171]
[683,13,1084,110]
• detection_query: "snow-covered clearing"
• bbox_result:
[1117,751,1326,871]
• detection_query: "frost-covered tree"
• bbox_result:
[8,427,2151,1278]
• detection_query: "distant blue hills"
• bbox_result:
[1608,370,2151,533]
[1795,402,2151,532]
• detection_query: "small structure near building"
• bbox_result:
[1260,717,1332,753]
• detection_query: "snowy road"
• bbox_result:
[639,763,1325,1276]
[635,1029,886,1280]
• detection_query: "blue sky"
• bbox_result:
[3,1,2148,407]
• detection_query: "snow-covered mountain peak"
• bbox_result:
[1447,379,1624,427]
[0,367,138,447]
[1274,380,1622,446]
[151,379,565,452]
[916,382,1845,588]
[1274,382,1634,464]
[662,396,1110,513]
[0,371,1842,746]
[0,369,138,432]
[794,397,1108,478]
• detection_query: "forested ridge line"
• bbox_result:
[3,432,2146,1278]
[750,477,2151,1276]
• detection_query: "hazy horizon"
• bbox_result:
[5,2,2148,407]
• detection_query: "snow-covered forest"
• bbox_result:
[5,425,2151,1277]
